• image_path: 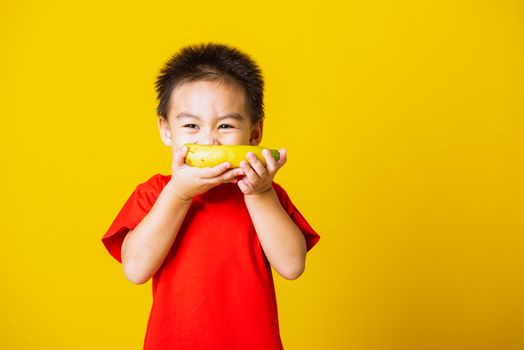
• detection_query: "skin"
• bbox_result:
[121,79,307,284]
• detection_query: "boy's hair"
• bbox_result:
[155,43,264,123]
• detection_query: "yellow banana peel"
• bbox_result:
[184,144,280,168]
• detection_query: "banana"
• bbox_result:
[184,144,280,168]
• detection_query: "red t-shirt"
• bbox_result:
[102,174,320,350]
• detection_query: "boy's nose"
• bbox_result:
[197,132,220,145]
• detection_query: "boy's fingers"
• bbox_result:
[200,162,231,179]
[263,149,278,173]
[237,179,252,193]
[247,152,267,177]
[240,160,259,183]
[276,148,287,168]
[218,168,244,184]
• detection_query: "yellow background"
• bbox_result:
[1,0,523,349]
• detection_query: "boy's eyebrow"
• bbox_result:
[175,112,246,121]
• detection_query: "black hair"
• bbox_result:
[155,42,264,122]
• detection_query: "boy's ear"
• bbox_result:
[249,120,263,146]
[158,117,172,146]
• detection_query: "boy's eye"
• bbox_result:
[218,124,234,129]
[183,124,198,129]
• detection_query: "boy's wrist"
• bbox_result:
[244,186,276,203]
[165,179,193,204]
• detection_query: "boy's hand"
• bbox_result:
[169,145,244,201]
[238,148,287,195]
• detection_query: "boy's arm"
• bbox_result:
[238,149,307,280]
[121,146,244,284]
[244,189,307,280]
[121,180,191,284]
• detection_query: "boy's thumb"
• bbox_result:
[173,145,188,167]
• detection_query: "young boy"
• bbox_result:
[102,43,320,350]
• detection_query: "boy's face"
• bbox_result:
[159,80,262,149]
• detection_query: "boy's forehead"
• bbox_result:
[169,80,248,114]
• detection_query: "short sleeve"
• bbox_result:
[272,182,320,252]
[101,174,167,263]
